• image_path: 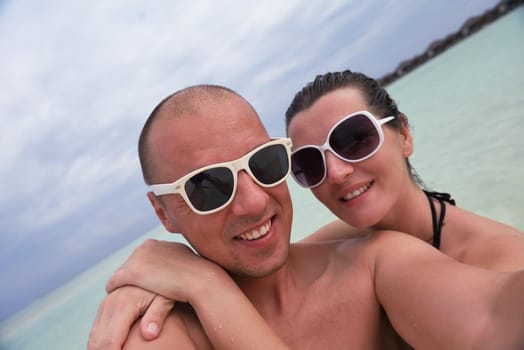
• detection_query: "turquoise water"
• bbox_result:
[1,7,523,349]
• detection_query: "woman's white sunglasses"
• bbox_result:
[291,111,395,188]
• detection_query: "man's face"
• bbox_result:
[148,95,293,278]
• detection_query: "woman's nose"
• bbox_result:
[324,151,354,185]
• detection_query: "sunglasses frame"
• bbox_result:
[150,138,292,215]
[290,111,395,188]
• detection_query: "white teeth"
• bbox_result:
[237,221,271,241]
[343,183,371,201]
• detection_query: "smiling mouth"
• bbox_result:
[236,220,272,241]
[342,182,372,201]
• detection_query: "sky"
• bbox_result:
[0,0,501,322]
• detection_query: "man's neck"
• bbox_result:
[231,242,331,319]
[233,261,294,312]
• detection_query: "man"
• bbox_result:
[89,84,524,349]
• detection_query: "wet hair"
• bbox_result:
[285,69,425,188]
[138,84,241,185]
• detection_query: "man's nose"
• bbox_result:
[230,171,270,216]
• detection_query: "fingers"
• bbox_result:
[139,295,176,340]
[104,239,228,305]
[106,264,137,294]
[105,239,172,294]
[87,286,156,350]
[105,240,155,294]
[88,298,116,350]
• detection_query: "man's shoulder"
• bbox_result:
[310,231,419,264]
[123,303,213,350]
[290,233,379,271]
[298,219,371,243]
[290,230,418,271]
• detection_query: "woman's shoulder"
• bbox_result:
[443,205,524,270]
[444,205,522,241]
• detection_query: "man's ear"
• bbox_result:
[399,113,414,158]
[147,192,179,233]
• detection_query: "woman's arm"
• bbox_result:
[89,239,289,350]
[372,231,524,349]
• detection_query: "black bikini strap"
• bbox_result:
[423,191,455,249]
[424,191,456,206]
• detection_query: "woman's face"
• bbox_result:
[287,87,413,228]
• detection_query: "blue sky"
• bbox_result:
[0,0,501,322]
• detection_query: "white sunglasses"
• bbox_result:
[150,138,292,215]
[291,111,395,188]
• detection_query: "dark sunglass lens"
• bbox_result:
[185,167,234,211]
[330,114,379,160]
[291,148,325,187]
[249,144,289,185]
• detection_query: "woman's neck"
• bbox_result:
[373,185,434,243]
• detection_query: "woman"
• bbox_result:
[286,69,524,271]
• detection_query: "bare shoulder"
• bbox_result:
[291,231,441,284]
[338,230,452,273]
[123,303,213,350]
[312,231,404,272]
[334,230,415,255]
[444,206,524,270]
[447,205,523,238]
[299,219,370,243]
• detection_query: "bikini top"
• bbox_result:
[423,190,456,250]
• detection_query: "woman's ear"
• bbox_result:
[147,192,179,233]
[399,113,414,158]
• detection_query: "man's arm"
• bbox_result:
[88,286,175,350]
[123,305,208,350]
[89,239,289,350]
[122,308,202,350]
[371,231,524,349]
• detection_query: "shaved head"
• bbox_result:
[138,85,257,184]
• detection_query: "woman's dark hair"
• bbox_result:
[285,70,426,188]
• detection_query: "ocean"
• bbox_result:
[1,6,523,349]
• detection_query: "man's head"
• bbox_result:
[138,85,293,278]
